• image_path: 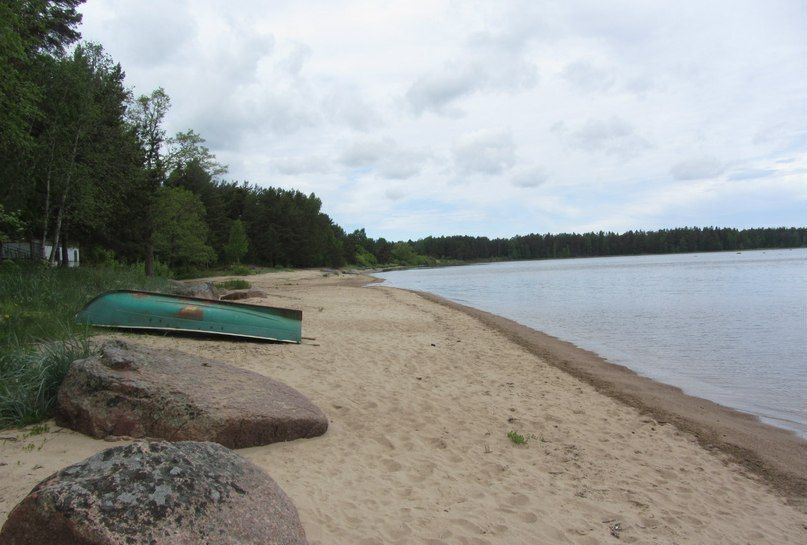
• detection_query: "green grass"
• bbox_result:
[214,279,251,290]
[0,337,91,428]
[507,430,527,445]
[0,261,172,428]
[0,261,171,345]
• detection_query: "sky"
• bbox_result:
[78,0,807,240]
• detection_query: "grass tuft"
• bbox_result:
[0,337,92,428]
[507,430,527,445]
[215,279,251,290]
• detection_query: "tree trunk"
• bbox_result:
[61,226,69,267]
[145,242,155,276]
[49,131,80,264]
[41,137,56,259]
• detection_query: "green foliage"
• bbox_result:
[354,247,378,268]
[0,205,25,242]
[391,242,417,265]
[229,264,252,275]
[0,337,91,428]
[215,279,251,290]
[153,187,216,268]
[224,219,249,264]
[507,431,527,445]
[164,130,227,177]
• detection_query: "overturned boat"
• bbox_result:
[76,290,302,343]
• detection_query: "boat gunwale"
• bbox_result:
[83,323,299,343]
[78,289,303,321]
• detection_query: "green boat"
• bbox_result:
[76,290,302,343]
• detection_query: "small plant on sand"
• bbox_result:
[215,279,251,290]
[507,430,527,445]
[25,423,50,437]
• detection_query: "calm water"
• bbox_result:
[377,249,807,437]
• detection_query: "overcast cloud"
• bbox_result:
[79,0,807,239]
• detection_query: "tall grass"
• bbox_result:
[0,261,171,345]
[0,337,91,427]
[0,261,172,428]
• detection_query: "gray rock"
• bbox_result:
[0,441,309,545]
[171,281,218,300]
[220,289,267,301]
[56,340,328,448]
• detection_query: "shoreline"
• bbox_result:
[393,284,807,503]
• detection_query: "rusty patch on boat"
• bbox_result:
[177,305,203,320]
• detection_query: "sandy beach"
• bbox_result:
[1,269,805,544]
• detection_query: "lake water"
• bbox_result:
[376,249,807,437]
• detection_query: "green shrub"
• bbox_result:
[215,279,251,290]
[229,264,252,276]
[0,337,91,428]
[354,248,377,268]
[507,430,527,445]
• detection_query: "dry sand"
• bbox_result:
[1,269,805,544]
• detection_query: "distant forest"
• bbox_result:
[404,227,807,262]
[1,2,805,275]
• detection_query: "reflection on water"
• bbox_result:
[377,249,807,437]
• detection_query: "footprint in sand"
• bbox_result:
[519,511,538,523]
[380,458,402,472]
[506,492,531,506]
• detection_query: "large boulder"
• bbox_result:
[0,441,308,545]
[57,340,328,448]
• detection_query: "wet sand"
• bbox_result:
[1,269,805,544]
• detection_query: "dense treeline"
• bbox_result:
[0,0,349,274]
[407,227,807,262]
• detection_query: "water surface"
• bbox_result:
[377,249,807,437]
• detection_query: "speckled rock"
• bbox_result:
[0,441,309,545]
[220,289,267,301]
[56,340,328,448]
[171,281,218,300]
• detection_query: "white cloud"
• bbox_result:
[512,166,549,188]
[562,60,615,92]
[671,157,725,181]
[272,156,330,175]
[340,137,430,180]
[405,24,539,116]
[453,128,516,176]
[563,117,651,158]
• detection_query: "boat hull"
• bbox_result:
[75,290,302,343]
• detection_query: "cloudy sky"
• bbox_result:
[79,0,806,240]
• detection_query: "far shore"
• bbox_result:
[1,269,804,544]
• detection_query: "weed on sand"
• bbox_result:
[507,430,527,445]
[215,279,251,290]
